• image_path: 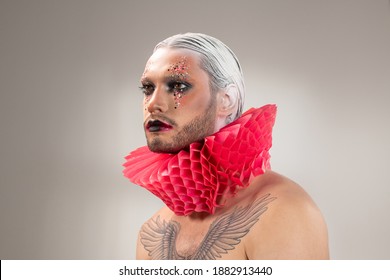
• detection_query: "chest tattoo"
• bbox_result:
[139,194,276,259]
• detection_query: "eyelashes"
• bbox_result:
[139,81,192,96]
[139,84,154,96]
[168,81,191,93]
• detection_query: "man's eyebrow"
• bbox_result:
[164,74,190,80]
[140,76,152,84]
[141,74,192,84]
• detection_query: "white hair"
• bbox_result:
[154,32,245,122]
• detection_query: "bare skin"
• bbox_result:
[136,46,329,260]
[136,170,329,260]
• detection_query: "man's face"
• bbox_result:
[140,47,217,153]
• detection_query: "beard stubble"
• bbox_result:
[147,96,217,153]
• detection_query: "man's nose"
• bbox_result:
[146,87,169,113]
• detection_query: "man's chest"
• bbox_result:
[140,215,248,260]
[139,184,277,260]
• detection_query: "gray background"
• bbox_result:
[1,0,389,259]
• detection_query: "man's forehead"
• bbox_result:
[142,48,201,76]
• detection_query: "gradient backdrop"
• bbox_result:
[1,0,389,259]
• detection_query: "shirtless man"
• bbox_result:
[123,33,329,260]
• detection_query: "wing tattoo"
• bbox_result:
[139,194,276,260]
[140,216,183,260]
[191,194,276,259]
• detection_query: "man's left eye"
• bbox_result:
[168,82,191,93]
[174,83,187,91]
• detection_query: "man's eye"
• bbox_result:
[168,82,191,93]
[174,83,187,92]
[139,84,154,96]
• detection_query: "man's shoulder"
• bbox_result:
[232,170,311,207]
[143,205,174,223]
[244,171,329,259]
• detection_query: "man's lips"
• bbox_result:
[146,119,173,132]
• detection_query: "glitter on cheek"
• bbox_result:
[144,95,151,111]
[173,91,184,109]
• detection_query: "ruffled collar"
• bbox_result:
[123,104,277,216]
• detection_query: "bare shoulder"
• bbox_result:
[245,171,329,259]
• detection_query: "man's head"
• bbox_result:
[140,33,245,153]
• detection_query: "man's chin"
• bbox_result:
[148,147,184,154]
[147,141,186,154]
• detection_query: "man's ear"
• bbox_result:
[216,84,238,120]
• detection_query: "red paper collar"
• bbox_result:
[123,104,277,216]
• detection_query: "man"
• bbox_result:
[124,33,329,260]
